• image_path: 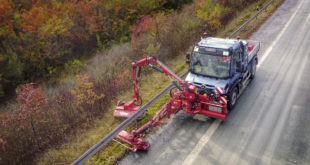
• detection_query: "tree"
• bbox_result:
[1,84,47,152]
[194,0,223,32]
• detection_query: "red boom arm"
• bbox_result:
[114,56,228,152]
[116,102,175,152]
[132,56,187,102]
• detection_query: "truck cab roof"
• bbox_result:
[197,37,245,50]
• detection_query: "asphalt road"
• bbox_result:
[119,0,310,164]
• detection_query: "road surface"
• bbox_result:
[119,0,310,164]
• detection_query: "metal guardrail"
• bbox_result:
[228,0,274,39]
[72,72,188,165]
[73,1,274,164]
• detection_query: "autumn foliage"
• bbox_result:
[71,74,104,105]
[0,0,191,98]
[1,84,47,129]
[0,84,48,163]
[0,0,261,164]
[0,77,107,164]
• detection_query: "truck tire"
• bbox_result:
[228,87,238,110]
[250,59,257,79]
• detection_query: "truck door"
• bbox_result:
[240,42,248,70]
[232,49,242,74]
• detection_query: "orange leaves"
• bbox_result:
[0,0,12,16]
[0,0,13,31]
[18,45,23,52]
[21,7,46,33]
[114,2,122,15]
[20,1,72,36]
[71,74,104,105]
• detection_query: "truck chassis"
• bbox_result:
[113,37,259,152]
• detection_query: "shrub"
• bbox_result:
[0,0,191,97]
[194,0,223,32]
[64,59,84,75]
[71,74,104,105]
[0,0,276,164]
[0,84,48,164]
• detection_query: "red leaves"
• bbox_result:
[16,84,47,108]
[1,115,12,128]
[1,84,47,129]
[0,83,50,163]
[130,16,152,41]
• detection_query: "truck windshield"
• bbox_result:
[190,52,231,78]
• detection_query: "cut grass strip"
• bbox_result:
[35,0,284,164]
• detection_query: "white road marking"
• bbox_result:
[261,7,310,165]
[257,0,304,67]
[306,12,310,24]
[261,53,308,165]
[181,120,221,165]
[181,0,304,164]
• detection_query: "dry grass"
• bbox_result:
[35,54,188,164]
[35,0,284,164]
[217,0,285,39]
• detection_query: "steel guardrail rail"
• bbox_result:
[73,1,274,164]
[228,0,274,39]
[72,72,188,165]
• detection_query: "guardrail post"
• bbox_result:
[228,0,274,39]
[72,0,275,164]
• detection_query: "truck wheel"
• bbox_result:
[250,59,257,79]
[228,87,238,110]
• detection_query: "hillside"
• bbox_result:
[0,0,191,100]
[0,0,283,164]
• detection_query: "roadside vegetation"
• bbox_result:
[0,0,191,99]
[0,0,284,164]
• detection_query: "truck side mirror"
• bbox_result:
[186,53,190,64]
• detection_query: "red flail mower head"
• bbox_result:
[116,130,149,152]
[114,100,145,119]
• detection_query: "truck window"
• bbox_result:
[190,52,230,78]
[233,50,240,74]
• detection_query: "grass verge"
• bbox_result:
[35,0,284,164]
[217,0,285,38]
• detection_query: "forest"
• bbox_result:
[0,0,194,99]
[0,0,270,164]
